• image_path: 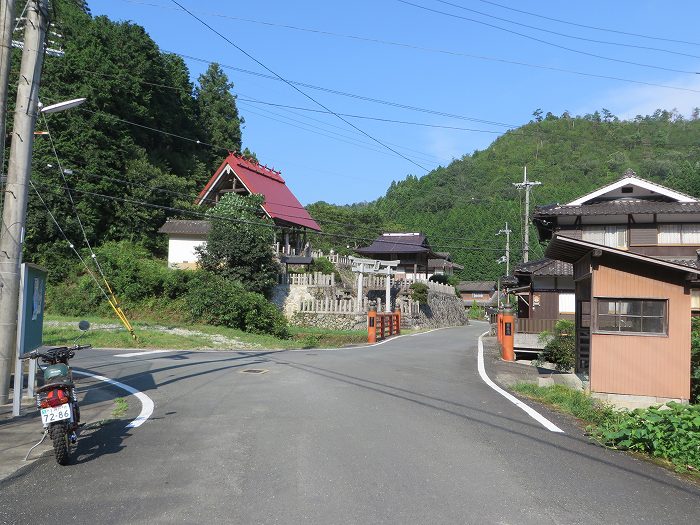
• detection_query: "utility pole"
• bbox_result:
[497,222,512,275]
[513,165,541,263]
[0,0,17,179]
[0,0,48,404]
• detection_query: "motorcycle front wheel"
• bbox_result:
[49,423,70,465]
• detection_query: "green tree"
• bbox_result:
[195,63,243,157]
[196,194,279,297]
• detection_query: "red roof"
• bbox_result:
[197,153,321,231]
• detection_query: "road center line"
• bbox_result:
[73,370,154,429]
[477,331,564,433]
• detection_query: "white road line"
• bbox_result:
[73,371,154,429]
[114,350,171,358]
[477,331,564,434]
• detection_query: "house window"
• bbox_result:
[558,293,575,314]
[595,298,667,334]
[582,225,627,248]
[657,224,700,245]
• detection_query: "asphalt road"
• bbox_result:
[1,323,698,524]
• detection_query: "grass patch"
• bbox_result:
[43,315,371,350]
[111,397,129,418]
[512,383,615,426]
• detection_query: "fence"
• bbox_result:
[395,278,456,296]
[365,275,388,289]
[278,272,335,287]
[298,296,371,314]
[326,253,353,267]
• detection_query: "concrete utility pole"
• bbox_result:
[513,166,541,263]
[0,0,17,178]
[0,0,48,404]
[496,222,512,275]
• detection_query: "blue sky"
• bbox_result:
[87,0,700,205]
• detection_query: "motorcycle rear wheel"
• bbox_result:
[50,423,70,465]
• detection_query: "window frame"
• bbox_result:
[657,223,700,245]
[593,297,668,336]
[581,225,628,249]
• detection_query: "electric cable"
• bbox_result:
[32,180,513,252]
[431,0,700,59]
[471,0,700,47]
[107,0,700,94]
[169,0,430,173]
[41,115,137,339]
[395,0,700,75]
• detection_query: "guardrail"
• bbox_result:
[367,309,401,343]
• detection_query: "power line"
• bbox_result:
[471,0,700,48]
[395,0,700,76]
[43,164,508,245]
[431,0,700,60]
[172,52,518,128]
[169,0,429,174]
[111,0,700,94]
[32,180,512,252]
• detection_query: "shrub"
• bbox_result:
[429,274,449,285]
[692,318,700,403]
[537,319,576,371]
[185,271,289,338]
[590,403,700,471]
[410,282,428,303]
[468,300,485,319]
[45,241,173,315]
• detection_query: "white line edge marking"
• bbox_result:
[114,350,170,358]
[73,371,154,429]
[477,331,564,434]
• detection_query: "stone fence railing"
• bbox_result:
[278,272,335,287]
[396,278,455,296]
[326,253,353,267]
[299,296,371,314]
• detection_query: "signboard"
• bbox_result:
[12,264,47,416]
[18,263,47,355]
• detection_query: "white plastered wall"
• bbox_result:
[167,235,206,267]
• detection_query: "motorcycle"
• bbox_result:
[23,320,92,465]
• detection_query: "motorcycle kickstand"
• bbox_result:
[25,429,49,461]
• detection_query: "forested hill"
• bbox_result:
[5,0,246,280]
[308,111,700,280]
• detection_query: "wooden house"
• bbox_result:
[159,153,320,268]
[535,171,700,405]
[355,233,438,280]
[457,281,496,308]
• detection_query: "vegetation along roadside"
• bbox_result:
[513,383,700,478]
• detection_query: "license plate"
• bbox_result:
[40,405,71,425]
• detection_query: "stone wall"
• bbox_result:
[290,312,367,331]
[400,291,468,329]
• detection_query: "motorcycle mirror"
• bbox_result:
[78,320,90,331]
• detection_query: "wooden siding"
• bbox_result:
[590,263,691,400]
[629,224,657,246]
[529,291,560,320]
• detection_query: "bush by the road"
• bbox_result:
[185,271,289,338]
[537,319,576,372]
[590,403,700,472]
[515,384,700,473]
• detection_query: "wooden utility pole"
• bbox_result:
[513,166,541,263]
[0,0,17,178]
[0,0,48,404]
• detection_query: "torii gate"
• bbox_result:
[350,257,399,313]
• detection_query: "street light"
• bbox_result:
[39,97,85,114]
